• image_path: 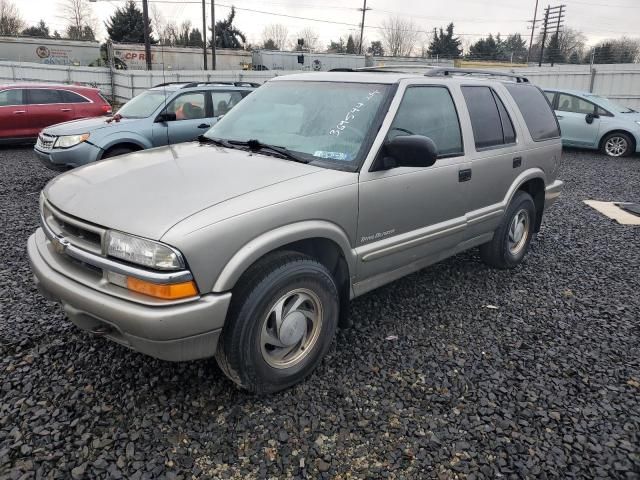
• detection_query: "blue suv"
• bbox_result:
[544,88,640,157]
[34,82,257,170]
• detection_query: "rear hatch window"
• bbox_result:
[505,84,560,141]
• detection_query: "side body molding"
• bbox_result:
[212,220,357,292]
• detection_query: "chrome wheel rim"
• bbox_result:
[260,288,323,369]
[605,136,627,157]
[507,209,530,255]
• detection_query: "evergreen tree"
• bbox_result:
[368,40,384,56]
[210,7,246,49]
[263,38,277,50]
[500,34,528,63]
[327,39,346,53]
[106,0,154,44]
[427,23,462,58]
[346,35,356,54]
[22,19,49,38]
[67,25,95,41]
[545,35,565,64]
[568,51,580,64]
[468,34,498,60]
[188,28,203,47]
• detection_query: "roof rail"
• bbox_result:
[180,81,261,88]
[330,65,440,73]
[424,67,529,83]
[152,81,190,88]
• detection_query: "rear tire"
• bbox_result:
[601,132,634,157]
[480,191,536,269]
[102,146,133,159]
[215,251,339,394]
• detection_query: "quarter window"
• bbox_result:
[388,86,463,157]
[167,92,207,120]
[544,91,556,105]
[462,86,515,149]
[557,93,596,114]
[505,84,560,141]
[28,89,63,104]
[60,90,90,103]
[0,89,24,106]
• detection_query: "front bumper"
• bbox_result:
[545,179,564,209]
[34,141,103,170]
[27,229,231,361]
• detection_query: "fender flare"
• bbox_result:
[97,133,152,157]
[503,168,547,208]
[212,220,357,292]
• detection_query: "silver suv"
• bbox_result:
[28,68,563,393]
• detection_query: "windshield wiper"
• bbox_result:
[229,139,309,164]
[197,135,235,148]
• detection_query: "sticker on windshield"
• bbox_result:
[329,89,382,137]
[314,151,351,161]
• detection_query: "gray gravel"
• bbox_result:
[1,146,639,479]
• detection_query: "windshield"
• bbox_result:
[587,94,636,113]
[204,81,390,169]
[117,90,170,118]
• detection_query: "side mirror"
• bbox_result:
[156,112,177,123]
[585,112,599,124]
[379,135,438,170]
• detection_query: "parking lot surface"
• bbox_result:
[1,147,639,479]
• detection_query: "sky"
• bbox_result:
[17,0,640,50]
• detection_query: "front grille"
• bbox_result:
[36,133,56,151]
[42,200,105,256]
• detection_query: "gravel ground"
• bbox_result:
[1,146,639,479]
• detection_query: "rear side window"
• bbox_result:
[28,89,62,104]
[0,89,24,106]
[388,86,463,157]
[505,84,560,141]
[60,90,90,103]
[211,91,246,116]
[462,86,515,149]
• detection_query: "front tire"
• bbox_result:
[601,132,634,157]
[215,251,339,394]
[480,191,536,269]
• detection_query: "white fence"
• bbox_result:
[1,60,640,109]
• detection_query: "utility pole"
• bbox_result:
[201,0,208,70]
[550,4,564,66]
[141,0,152,70]
[526,0,540,63]
[538,4,565,67]
[210,0,216,69]
[358,0,371,55]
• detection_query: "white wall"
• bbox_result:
[1,60,639,109]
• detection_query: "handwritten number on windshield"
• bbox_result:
[329,90,381,137]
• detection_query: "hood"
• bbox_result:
[619,111,640,122]
[44,142,325,240]
[43,116,140,135]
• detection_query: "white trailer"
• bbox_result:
[0,36,100,66]
[252,50,366,71]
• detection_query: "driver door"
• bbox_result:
[555,93,601,147]
[356,85,470,285]
[152,91,213,145]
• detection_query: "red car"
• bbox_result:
[0,84,112,143]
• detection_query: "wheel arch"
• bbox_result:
[213,223,356,327]
[517,177,546,232]
[97,134,150,159]
[598,129,637,152]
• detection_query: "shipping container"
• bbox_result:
[0,36,100,66]
[252,50,366,71]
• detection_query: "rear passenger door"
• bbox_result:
[460,85,521,239]
[26,89,76,132]
[356,85,470,282]
[59,89,92,120]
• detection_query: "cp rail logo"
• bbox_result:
[36,46,50,58]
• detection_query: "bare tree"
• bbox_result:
[381,16,420,57]
[149,4,167,44]
[353,33,368,55]
[262,24,289,50]
[0,0,24,35]
[60,0,97,40]
[294,27,319,52]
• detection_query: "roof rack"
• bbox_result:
[424,67,529,83]
[330,65,440,73]
[152,81,261,89]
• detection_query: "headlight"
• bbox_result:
[54,133,90,149]
[106,231,185,270]
[636,121,640,127]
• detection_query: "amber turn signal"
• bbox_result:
[126,277,198,300]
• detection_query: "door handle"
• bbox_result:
[555,115,563,119]
[13,110,26,114]
[458,168,472,182]
[513,157,522,168]
[60,108,72,112]
[197,123,210,129]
